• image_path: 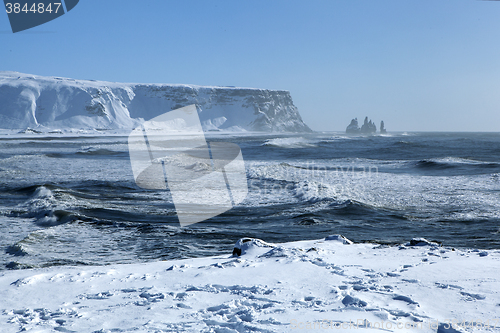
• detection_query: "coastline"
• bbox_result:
[1,236,499,332]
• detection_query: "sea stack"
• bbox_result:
[380,120,387,134]
[360,117,376,134]
[346,117,379,134]
[346,118,360,133]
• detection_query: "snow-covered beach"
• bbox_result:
[1,236,499,333]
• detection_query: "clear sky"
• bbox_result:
[1,0,500,132]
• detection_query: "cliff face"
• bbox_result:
[0,72,311,132]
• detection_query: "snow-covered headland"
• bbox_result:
[1,236,498,333]
[0,72,311,133]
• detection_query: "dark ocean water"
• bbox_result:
[0,132,499,270]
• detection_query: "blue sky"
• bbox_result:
[1,0,500,132]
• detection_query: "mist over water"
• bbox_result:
[1,132,499,270]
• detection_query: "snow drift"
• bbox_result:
[1,236,498,332]
[0,71,311,132]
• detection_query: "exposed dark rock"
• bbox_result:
[380,120,387,134]
[346,116,378,134]
[346,118,360,133]
[360,117,376,134]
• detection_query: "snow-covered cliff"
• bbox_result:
[0,72,311,132]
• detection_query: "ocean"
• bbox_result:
[1,132,499,270]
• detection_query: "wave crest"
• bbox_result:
[262,137,317,148]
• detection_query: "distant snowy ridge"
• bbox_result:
[0,71,311,132]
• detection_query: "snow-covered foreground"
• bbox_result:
[0,236,499,333]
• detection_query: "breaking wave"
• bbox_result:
[262,137,317,148]
[413,157,500,173]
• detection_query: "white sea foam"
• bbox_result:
[421,156,498,166]
[244,159,500,220]
[262,137,317,148]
